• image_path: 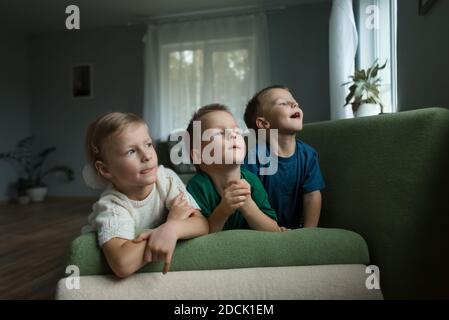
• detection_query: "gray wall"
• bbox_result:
[397,0,449,111]
[29,26,145,197]
[1,2,332,199]
[0,32,30,202]
[268,2,331,123]
[27,4,331,198]
[3,1,448,198]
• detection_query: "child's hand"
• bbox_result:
[133,223,179,274]
[219,180,251,215]
[239,179,255,211]
[167,192,197,221]
[134,229,154,243]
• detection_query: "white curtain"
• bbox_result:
[142,26,161,140]
[329,0,359,120]
[143,14,271,141]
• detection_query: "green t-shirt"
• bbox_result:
[186,168,277,230]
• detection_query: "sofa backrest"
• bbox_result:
[300,107,449,299]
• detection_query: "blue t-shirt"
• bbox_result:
[243,140,325,228]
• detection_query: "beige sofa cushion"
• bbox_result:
[56,264,383,300]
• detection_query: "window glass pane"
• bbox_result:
[212,49,250,130]
[167,49,203,131]
[357,0,397,113]
[160,36,256,137]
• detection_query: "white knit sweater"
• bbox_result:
[81,165,199,246]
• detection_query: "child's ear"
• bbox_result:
[191,149,201,165]
[256,117,271,129]
[95,161,112,180]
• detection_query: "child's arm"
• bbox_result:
[102,224,181,278]
[166,192,197,221]
[207,182,250,233]
[240,198,279,232]
[208,203,233,233]
[234,179,279,232]
[302,191,322,228]
[134,212,209,273]
[165,211,209,240]
[102,238,148,278]
[102,212,208,278]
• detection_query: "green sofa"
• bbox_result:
[300,107,449,299]
[57,107,448,299]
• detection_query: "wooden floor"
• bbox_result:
[0,197,94,299]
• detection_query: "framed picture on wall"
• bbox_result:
[418,0,439,16]
[71,64,93,98]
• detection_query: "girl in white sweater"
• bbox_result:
[82,112,208,277]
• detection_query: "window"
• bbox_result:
[143,14,270,141]
[160,38,254,134]
[356,0,398,113]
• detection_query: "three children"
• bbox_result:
[83,85,324,277]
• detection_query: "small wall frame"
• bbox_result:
[418,0,439,16]
[71,64,93,98]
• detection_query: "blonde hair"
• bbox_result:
[85,112,147,167]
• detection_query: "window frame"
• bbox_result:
[159,36,255,139]
[356,0,398,113]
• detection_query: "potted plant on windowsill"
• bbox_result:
[0,136,75,203]
[343,59,387,117]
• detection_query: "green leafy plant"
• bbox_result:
[0,136,74,195]
[343,59,387,114]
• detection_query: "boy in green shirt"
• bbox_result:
[186,104,280,233]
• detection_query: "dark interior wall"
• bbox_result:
[397,0,449,111]
[1,2,333,199]
[28,26,146,197]
[0,31,30,202]
[268,2,332,123]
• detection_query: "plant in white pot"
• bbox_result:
[343,59,387,117]
[0,136,74,202]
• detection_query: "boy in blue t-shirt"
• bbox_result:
[243,85,325,229]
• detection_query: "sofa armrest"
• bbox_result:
[65,228,369,276]
[300,108,449,299]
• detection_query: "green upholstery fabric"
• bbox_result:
[66,228,369,276]
[65,107,448,299]
[300,108,449,299]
